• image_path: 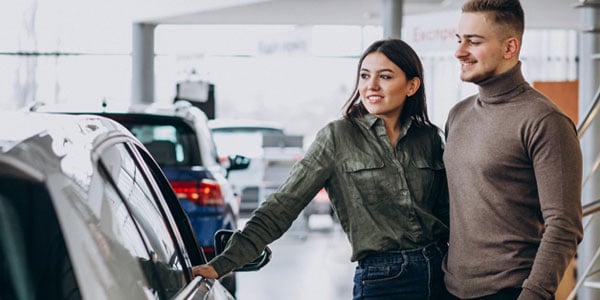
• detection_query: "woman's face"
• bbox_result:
[358,52,419,123]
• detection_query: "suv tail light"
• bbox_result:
[171,179,225,206]
[202,246,215,259]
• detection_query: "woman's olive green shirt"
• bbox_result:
[209,114,449,276]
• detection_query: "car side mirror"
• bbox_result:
[214,229,271,272]
[225,155,250,178]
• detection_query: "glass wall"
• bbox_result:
[1,1,578,141]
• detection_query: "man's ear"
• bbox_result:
[504,37,520,59]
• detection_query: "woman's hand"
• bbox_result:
[192,264,219,279]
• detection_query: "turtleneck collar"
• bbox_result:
[477,61,528,104]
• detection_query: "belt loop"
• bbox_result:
[401,251,408,263]
[422,243,432,257]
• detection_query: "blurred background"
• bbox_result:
[0,0,578,142]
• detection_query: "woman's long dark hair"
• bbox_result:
[343,39,433,127]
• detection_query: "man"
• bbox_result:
[443,1,583,299]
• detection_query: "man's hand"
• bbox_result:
[192,264,219,279]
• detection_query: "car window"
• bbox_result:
[212,131,263,157]
[192,118,221,166]
[127,124,194,167]
[134,146,207,266]
[100,143,187,298]
[0,178,80,300]
[93,164,161,299]
[210,127,285,158]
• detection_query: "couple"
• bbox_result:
[193,1,583,299]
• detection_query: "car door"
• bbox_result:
[98,140,233,300]
[130,143,235,300]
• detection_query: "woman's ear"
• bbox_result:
[408,77,421,97]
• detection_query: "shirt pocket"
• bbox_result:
[342,158,391,204]
[406,158,444,206]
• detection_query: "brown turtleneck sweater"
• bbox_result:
[442,62,583,300]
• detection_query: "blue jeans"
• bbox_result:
[353,241,447,300]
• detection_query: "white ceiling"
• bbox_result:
[136,0,581,30]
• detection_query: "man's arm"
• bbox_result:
[521,112,583,300]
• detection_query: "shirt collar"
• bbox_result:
[360,114,413,139]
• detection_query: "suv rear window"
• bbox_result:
[103,114,201,167]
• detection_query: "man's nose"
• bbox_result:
[455,42,467,59]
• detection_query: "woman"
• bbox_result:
[193,39,449,300]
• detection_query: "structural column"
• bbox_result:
[132,22,156,104]
[382,0,404,39]
[578,4,600,300]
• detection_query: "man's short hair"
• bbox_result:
[462,0,524,41]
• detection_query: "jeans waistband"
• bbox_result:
[359,241,447,266]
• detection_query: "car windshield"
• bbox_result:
[210,127,285,157]
[212,131,263,157]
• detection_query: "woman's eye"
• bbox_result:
[360,73,369,79]
[380,74,392,80]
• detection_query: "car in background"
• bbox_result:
[208,118,333,220]
[0,111,269,300]
[303,188,337,222]
[208,119,303,212]
[33,101,248,296]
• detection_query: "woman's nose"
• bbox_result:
[367,78,379,90]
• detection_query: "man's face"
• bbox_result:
[455,12,510,83]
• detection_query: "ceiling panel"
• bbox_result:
[138,0,580,30]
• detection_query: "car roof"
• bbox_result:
[87,112,196,131]
[32,100,208,122]
[208,118,284,131]
[0,111,135,184]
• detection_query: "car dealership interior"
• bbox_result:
[3,1,600,299]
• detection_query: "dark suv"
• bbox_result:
[0,111,269,300]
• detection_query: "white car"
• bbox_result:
[208,119,304,213]
[31,100,250,296]
[209,118,333,222]
[0,111,269,300]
